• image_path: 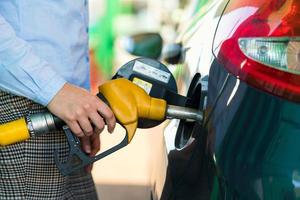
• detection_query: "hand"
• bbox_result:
[47,83,116,137]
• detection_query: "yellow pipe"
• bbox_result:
[0,118,30,146]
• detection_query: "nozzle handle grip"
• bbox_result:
[98,78,167,143]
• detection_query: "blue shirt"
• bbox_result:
[0,0,90,106]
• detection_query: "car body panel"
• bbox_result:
[209,0,300,198]
[163,0,300,199]
[208,59,300,199]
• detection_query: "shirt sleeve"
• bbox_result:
[0,15,66,106]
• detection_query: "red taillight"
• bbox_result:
[218,0,300,103]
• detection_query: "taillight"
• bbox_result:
[239,37,300,75]
[217,0,300,103]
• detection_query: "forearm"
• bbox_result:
[0,14,66,106]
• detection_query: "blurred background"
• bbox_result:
[88,0,191,91]
[88,0,200,199]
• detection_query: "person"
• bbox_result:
[0,1,116,199]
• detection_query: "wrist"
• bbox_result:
[36,75,66,106]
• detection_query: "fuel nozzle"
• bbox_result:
[0,78,204,176]
[0,78,203,147]
[166,105,203,122]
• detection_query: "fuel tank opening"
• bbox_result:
[175,73,205,149]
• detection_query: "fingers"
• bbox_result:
[78,117,93,136]
[68,121,85,137]
[46,83,115,137]
[90,132,101,156]
[81,136,91,154]
[81,136,93,173]
[83,132,101,173]
[96,100,116,133]
[88,112,105,133]
[78,97,115,135]
[78,107,109,136]
[67,113,106,137]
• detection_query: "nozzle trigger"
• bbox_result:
[54,126,128,176]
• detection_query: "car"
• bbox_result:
[159,0,300,199]
[121,0,300,199]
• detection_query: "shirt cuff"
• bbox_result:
[33,73,66,106]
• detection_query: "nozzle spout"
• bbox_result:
[166,105,203,122]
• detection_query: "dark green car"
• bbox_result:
[161,0,300,199]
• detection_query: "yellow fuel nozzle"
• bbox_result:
[99,78,204,143]
[98,78,167,143]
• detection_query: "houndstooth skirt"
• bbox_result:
[0,91,98,200]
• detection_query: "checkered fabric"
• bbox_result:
[0,91,98,200]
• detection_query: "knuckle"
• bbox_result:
[75,109,84,117]
[106,111,114,120]
[78,133,85,137]
[84,133,92,137]
[84,128,93,134]
[83,103,91,111]
[98,123,104,131]
[74,131,84,137]
[66,114,76,122]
